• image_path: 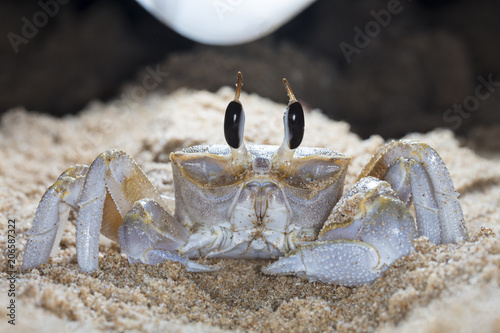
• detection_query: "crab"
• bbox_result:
[22,72,468,286]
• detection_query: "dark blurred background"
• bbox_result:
[0,0,499,139]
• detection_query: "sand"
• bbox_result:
[0,87,499,332]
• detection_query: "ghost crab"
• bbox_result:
[22,72,468,286]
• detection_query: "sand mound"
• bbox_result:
[1,88,499,332]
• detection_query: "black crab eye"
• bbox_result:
[224,100,245,149]
[282,78,305,150]
[225,72,245,149]
[285,101,305,150]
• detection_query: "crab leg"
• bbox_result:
[382,158,441,243]
[263,178,418,286]
[118,198,218,272]
[23,149,191,272]
[78,149,195,272]
[22,165,89,270]
[360,140,468,243]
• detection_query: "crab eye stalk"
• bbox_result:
[224,72,251,167]
[272,78,305,175]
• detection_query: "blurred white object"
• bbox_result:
[136,0,317,45]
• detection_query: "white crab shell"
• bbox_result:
[171,144,349,259]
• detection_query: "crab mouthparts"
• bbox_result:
[244,181,280,222]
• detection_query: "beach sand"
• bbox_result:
[1,87,499,332]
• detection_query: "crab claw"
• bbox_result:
[263,177,417,286]
[142,250,222,272]
[262,240,383,286]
